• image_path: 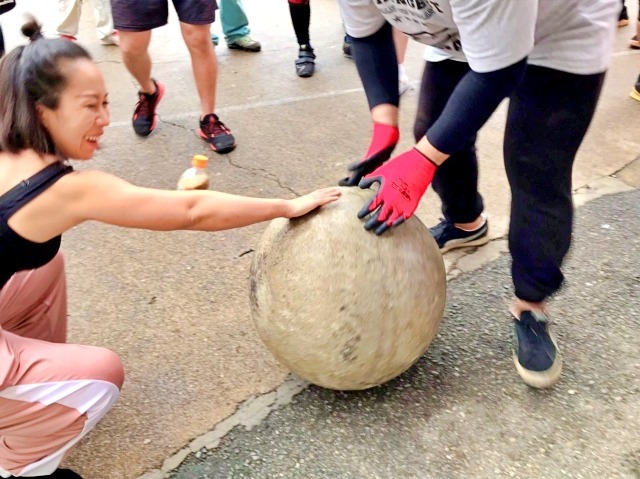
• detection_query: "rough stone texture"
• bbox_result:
[250,187,446,390]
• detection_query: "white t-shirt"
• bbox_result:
[339,0,618,74]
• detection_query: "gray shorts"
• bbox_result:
[112,0,217,31]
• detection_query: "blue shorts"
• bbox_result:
[112,0,217,31]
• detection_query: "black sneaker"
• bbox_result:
[199,113,236,154]
[132,80,165,137]
[295,44,316,78]
[429,216,489,253]
[619,5,629,27]
[513,310,563,389]
[343,35,353,59]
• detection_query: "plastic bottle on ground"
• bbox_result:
[177,154,210,190]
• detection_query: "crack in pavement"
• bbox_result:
[225,156,300,196]
[158,118,191,131]
[156,119,299,196]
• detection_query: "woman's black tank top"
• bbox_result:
[0,161,73,289]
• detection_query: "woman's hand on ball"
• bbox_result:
[285,187,342,218]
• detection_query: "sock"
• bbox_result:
[398,63,406,80]
[457,213,487,232]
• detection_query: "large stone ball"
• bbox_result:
[249,187,446,390]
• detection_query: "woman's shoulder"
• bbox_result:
[0,150,61,197]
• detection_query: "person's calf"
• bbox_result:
[454,215,485,231]
[118,30,155,93]
[510,298,546,317]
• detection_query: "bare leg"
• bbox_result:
[370,104,399,127]
[118,30,155,94]
[180,22,218,118]
[393,28,412,93]
[510,298,547,318]
[393,27,408,65]
[454,215,485,231]
[0,253,123,476]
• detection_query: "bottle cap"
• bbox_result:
[192,154,208,168]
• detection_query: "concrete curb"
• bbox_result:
[136,376,310,479]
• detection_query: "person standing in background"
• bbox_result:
[288,0,315,77]
[110,0,237,153]
[55,0,119,45]
[620,0,630,26]
[628,0,640,47]
[210,0,261,52]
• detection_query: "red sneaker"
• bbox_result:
[132,80,165,137]
[199,113,236,153]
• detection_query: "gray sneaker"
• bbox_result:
[228,35,261,52]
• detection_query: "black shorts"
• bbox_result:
[112,0,217,31]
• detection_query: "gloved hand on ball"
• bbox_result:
[357,148,438,236]
[338,122,399,187]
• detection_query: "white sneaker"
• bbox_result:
[100,31,119,46]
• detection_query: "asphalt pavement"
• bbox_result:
[171,189,640,479]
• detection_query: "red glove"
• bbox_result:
[339,122,399,187]
[357,148,438,235]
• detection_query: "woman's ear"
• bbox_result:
[36,103,52,128]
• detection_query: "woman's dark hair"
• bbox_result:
[0,17,92,154]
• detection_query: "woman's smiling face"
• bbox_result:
[38,58,110,160]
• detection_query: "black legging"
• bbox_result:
[415,60,605,302]
[414,60,482,225]
[0,24,4,58]
[288,0,311,46]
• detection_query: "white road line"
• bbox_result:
[108,88,365,128]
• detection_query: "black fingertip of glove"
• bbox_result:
[375,216,404,236]
[393,217,405,228]
[357,199,375,219]
[374,222,389,235]
[358,176,378,190]
[364,219,378,231]
[338,176,358,187]
[364,209,383,230]
[338,161,366,187]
